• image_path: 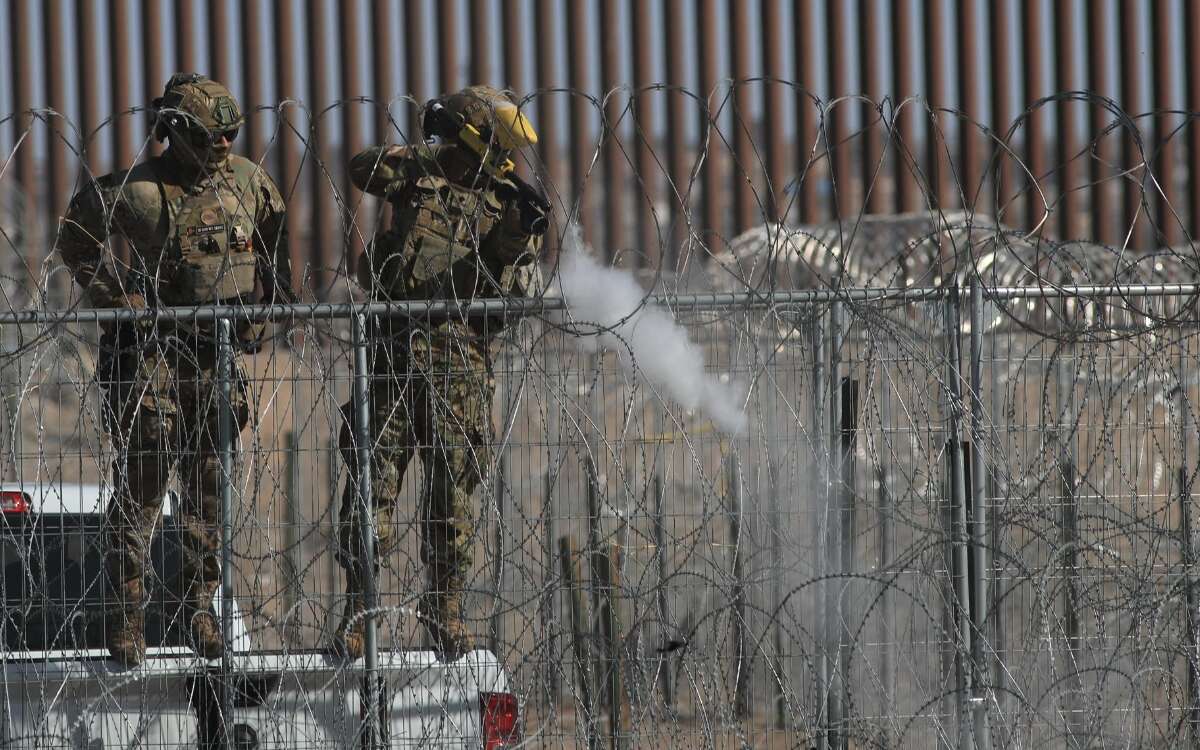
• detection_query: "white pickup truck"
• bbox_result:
[0,483,521,749]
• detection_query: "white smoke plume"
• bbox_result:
[556,227,748,434]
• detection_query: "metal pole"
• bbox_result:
[217,318,235,742]
[943,290,975,749]
[652,474,674,710]
[727,455,750,720]
[812,311,829,750]
[968,279,993,749]
[826,300,844,749]
[352,313,381,748]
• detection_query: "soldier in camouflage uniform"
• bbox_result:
[59,74,291,666]
[333,86,547,659]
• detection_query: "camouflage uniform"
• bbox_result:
[335,88,543,658]
[58,75,290,665]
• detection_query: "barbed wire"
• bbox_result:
[1,87,1200,747]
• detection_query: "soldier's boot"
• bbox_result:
[187,582,225,660]
[105,608,147,667]
[418,578,474,661]
[330,566,370,660]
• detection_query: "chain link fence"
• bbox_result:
[2,89,1200,747]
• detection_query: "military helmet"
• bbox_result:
[152,73,244,142]
[422,86,538,161]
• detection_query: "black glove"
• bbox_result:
[497,174,551,237]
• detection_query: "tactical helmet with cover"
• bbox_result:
[421,85,538,175]
[152,73,244,143]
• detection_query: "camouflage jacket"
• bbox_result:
[59,151,291,308]
[348,143,542,309]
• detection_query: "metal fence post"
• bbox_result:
[811,311,829,750]
[217,317,235,744]
[826,299,845,749]
[943,289,977,749]
[968,279,993,749]
[1179,339,1200,742]
[652,474,675,711]
[351,312,381,748]
[726,454,750,720]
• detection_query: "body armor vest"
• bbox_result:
[367,175,508,301]
[144,178,258,305]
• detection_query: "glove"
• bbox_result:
[496,174,551,237]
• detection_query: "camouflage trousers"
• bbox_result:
[99,325,249,615]
[337,325,495,596]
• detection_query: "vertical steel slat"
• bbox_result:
[110,0,134,270]
[1152,0,1182,245]
[923,0,953,213]
[208,0,232,86]
[1188,1,1200,241]
[43,0,71,245]
[10,0,38,295]
[1053,0,1080,240]
[600,0,625,257]
[273,0,304,295]
[957,0,985,213]
[1086,4,1117,245]
[859,0,885,215]
[306,0,335,297]
[1021,0,1048,233]
[566,0,595,246]
[826,0,853,221]
[631,0,661,267]
[76,0,102,176]
[990,0,1015,224]
[143,0,168,157]
[1120,0,1147,249]
[795,0,822,222]
[470,0,493,85]
[502,1,525,93]
[176,0,198,71]
[892,0,920,214]
[439,0,461,93]
[404,0,429,140]
[7,0,31,141]
[370,0,394,143]
[239,0,266,161]
[762,0,789,223]
[339,0,366,274]
[534,0,564,262]
[665,0,689,263]
[351,312,381,749]
[110,0,134,168]
[731,0,758,233]
[698,0,723,246]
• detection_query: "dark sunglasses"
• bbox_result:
[184,125,239,147]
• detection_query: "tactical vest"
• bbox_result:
[366,174,514,301]
[144,174,258,305]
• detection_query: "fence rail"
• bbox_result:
[2,265,1200,747]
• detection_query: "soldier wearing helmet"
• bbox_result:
[58,73,292,666]
[334,86,548,659]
